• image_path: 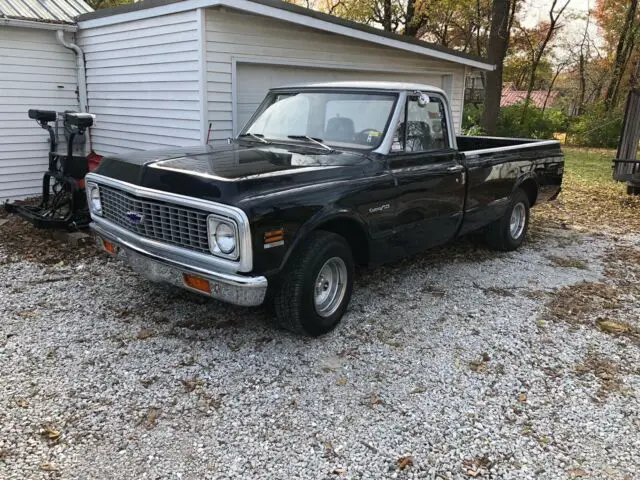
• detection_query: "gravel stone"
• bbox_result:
[0,228,638,479]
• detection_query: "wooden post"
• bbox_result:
[614,89,640,194]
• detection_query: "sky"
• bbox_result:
[520,0,604,59]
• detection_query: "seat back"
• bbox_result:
[28,109,56,123]
[325,117,355,142]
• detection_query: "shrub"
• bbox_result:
[567,102,623,148]
[461,103,568,139]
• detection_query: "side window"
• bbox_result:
[391,95,450,153]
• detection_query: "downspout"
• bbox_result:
[56,30,90,155]
[56,30,87,114]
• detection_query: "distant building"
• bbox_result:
[464,76,561,110]
[500,84,559,109]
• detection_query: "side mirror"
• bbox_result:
[415,92,431,107]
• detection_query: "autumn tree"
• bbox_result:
[595,0,640,109]
[481,0,514,134]
[86,0,134,9]
[518,0,570,116]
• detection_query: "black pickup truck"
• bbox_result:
[86,82,563,336]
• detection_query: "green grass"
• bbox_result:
[535,147,640,233]
[563,148,616,184]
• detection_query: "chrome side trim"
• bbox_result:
[86,173,254,273]
[461,140,561,158]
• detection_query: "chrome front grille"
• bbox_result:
[99,185,210,254]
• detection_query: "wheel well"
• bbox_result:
[518,178,538,207]
[316,218,369,266]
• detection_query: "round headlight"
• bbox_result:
[89,185,102,216]
[215,222,236,254]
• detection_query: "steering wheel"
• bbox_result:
[355,128,382,145]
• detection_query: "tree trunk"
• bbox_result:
[604,0,638,109]
[578,52,586,115]
[521,0,569,122]
[382,0,392,31]
[404,0,418,36]
[481,0,511,135]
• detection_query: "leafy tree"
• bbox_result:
[86,0,134,9]
[595,0,640,109]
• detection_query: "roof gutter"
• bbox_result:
[1,17,77,31]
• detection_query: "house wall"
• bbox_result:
[77,10,203,155]
[204,8,467,140]
[0,26,78,201]
[76,7,468,157]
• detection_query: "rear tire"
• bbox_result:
[273,231,354,337]
[485,189,530,251]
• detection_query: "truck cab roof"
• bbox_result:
[269,81,447,96]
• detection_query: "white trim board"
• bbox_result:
[197,7,209,143]
[78,0,494,70]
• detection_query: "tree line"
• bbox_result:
[292,0,639,144]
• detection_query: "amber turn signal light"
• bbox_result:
[183,274,211,294]
[264,228,285,247]
[103,239,117,255]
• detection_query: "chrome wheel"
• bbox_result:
[314,257,348,318]
[510,202,526,239]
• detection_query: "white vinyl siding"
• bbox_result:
[205,8,467,140]
[0,26,78,201]
[78,10,202,156]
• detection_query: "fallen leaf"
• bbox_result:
[597,319,630,334]
[469,361,487,373]
[336,376,347,386]
[136,328,154,340]
[181,378,204,393]
[397,455,413,470]
[145,407,161,429]
[17,311,35,318]
[39,462,58,472]
[518,393,527,403]
[15,398,28,408]
[568,468,588,478]
[40,424,61,441]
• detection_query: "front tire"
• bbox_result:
[485,189,530,251]
[273,231,354,336]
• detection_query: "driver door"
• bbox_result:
[387,93,465,253]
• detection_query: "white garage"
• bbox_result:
[77,0,494,157]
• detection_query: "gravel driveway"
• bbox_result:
[1,225,638,480]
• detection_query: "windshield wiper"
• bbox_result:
[238,132,269,144]
[287,135,334,152]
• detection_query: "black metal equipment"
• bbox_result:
[613,89,640,195]
[5,109,95,229]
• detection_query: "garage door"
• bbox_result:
[235,63,447,133]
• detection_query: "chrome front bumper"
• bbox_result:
[91,221,267,307]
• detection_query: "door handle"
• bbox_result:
[447,165,464,172]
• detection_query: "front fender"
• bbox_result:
[276,207,370,273]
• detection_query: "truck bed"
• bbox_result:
[457,135,560,154]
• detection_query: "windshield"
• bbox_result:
[242,91,398,150]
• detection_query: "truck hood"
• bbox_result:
[94,143,372,206]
